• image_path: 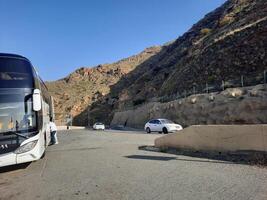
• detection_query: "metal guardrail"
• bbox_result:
[158,70,267,103]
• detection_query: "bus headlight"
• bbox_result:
[14,140,38,154]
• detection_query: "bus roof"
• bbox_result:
[0,53,50,90]
[0,53,29,61]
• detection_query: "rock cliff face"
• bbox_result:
[48,0,267,126]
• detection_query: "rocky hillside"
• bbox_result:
[48,0,267,126]
[46,46,161,124]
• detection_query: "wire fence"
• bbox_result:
[158,70,267,103]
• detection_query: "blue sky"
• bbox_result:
[0,0,226,81]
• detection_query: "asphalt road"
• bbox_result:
[1,130,267,200]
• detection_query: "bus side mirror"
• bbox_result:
[33,89,42,111]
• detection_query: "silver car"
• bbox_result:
[93,122,105,130]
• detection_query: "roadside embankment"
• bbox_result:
[111,84,267,128]
[154,125,267,153]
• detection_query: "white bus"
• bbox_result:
[0,53,53,167]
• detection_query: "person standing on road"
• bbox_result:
[49,117,58,145]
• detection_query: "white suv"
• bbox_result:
[144,119,183,134]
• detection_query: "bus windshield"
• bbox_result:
[0,91,37,134]
[0,57,34,88]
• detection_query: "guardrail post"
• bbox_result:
[222,80,225,90]
[264,70,266,84]
[206,82,209,93]
[241,75,244,87]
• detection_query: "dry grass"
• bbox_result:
[219,15,234,27]
[200,28,212,35]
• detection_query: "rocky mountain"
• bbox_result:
[47,0,267,126]
[46,46,162,124]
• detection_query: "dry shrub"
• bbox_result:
[200,28,212,35]
[219,15,234,27]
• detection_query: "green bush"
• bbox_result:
[208,75,216,82]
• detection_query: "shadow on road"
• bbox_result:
[125,155,177,161]
[0,162,30,173]
[138,146,267,166]
[174,158,234,165]
[125,154,234,164]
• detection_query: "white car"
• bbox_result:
[93,122,105,130]
[144,119,183,134]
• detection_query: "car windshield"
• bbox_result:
[96,123,103,125]
[160,119,175,124]
[0,91,37,134]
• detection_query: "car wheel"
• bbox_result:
[146,127,151,133]
[163,127,168,134]
[158,132,162,134]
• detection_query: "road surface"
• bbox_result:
[1,130,267,200]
